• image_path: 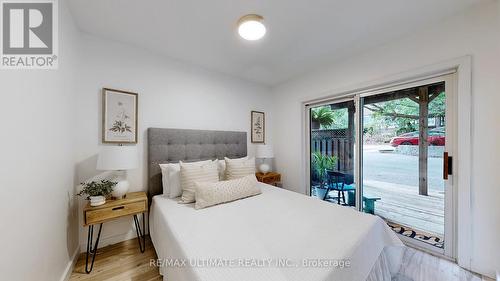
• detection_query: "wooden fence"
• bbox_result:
[311,129,354,173]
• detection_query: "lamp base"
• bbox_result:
[112,180,129,199]
[259,163,271,174]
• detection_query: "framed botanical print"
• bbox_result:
[251,111,265,143]
[102,88,138,144]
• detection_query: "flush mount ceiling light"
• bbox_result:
[237,14,266,41]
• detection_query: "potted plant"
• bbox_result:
[312,151,337,199]
[311,106,334,130]
[77,180,117,206]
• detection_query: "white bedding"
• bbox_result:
[150,183,404,281]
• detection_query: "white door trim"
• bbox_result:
[301,55,472,269]
[303,106,311,196]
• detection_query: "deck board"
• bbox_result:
[317,179,445,237]
[364,180,444,237]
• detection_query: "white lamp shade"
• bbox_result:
[97,146,138,171]
[256,144,274,158]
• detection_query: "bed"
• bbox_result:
[148,128,404,281]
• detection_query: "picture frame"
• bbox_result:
[102,88,138,144]
[251,111,265,143]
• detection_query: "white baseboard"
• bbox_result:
[59,246,80,281]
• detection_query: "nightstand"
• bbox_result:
[82,191,148,273]
[255,172,281,186]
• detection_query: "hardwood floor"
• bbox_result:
[69,236,161,281]
[69,236,494,281]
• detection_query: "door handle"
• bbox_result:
[443,152,452,180]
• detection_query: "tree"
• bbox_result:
[311,106,348,130]
[311,106,334,129]
[328,108,348,129]
[364,92,445,134]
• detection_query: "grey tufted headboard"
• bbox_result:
[148,128,247,204]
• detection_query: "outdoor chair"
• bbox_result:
[324,170,355,204]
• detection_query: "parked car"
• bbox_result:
[389,128,445,147]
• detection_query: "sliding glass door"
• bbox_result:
[306,74,456,258]
[309,99,356,208]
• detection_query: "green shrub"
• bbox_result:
[311,107,334,128]
[312,152,337,188]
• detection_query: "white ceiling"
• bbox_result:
[68,0,484,86]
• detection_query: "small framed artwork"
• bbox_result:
[251,111,265,143]
[102,88,138,144]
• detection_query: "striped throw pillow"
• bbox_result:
[179,160,219,203]
[160,160,212,198]
[224,157,256,180]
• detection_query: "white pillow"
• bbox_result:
[160,160,211,198]
[217,160,226,180]
[159,163,173,196]
[224,157,255,180]
[180,160,219,203]
[194,174,261,209]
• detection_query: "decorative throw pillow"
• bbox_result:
[180,160,219,203]
[160,160,211,198]
[217,156,248,180]
[224,157,255,180]
[194,174,261,209]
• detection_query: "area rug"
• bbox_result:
[386,221,444,249]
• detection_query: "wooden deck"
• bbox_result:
[314,179,444,238]
[363,179,444,237]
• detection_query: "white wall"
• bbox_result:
[1,1,497,279]
[75,34,272,249]
[0,2,81,281]
[271,2,500,278]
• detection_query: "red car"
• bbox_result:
[390,129,445,147]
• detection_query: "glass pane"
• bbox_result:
[362,82,445,249]
[310,101,356,208]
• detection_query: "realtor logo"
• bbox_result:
[1,0,58,69]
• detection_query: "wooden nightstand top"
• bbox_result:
[83,191,147,226]
[255,172,281,186]
[256,171,280,178]
[83,191,147,211]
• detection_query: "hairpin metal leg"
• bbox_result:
[85,223,103,273]
[133,213,146,253]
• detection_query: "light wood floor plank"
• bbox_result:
[69,236,161,281]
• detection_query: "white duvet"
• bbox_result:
[150,183,404,281]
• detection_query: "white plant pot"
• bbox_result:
[89,195,106,206]
[315,187,328,200]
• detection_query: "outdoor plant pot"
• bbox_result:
[89,195,106,207]
[315,187,328,199]
[311,121,320,130]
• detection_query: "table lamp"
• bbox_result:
[256,144,274,174]
[97,145,138,199]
